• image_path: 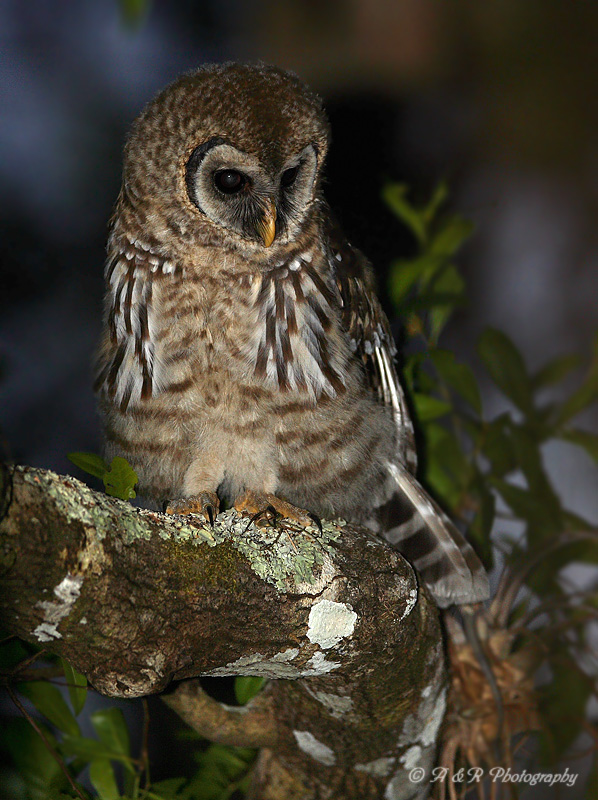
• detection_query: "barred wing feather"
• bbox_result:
[328,215,489,607]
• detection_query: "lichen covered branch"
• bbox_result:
[1,465,445,800]
[162,679,277,747]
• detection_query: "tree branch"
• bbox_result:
[162,679,277,747]
[1,465,445,799]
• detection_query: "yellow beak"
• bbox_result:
[257,199,277,247]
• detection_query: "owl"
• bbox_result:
[95,63,489,608]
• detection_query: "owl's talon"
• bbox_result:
[261,505,278,527]
[205,502,216,527]
[308,512,323,534]
[166,491,220,525]
[242,504,277,532]
[234,489,319,531]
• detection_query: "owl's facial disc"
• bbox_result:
[185,139,318,247]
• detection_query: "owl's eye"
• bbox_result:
[214,169,246,194]
[281,165,299,188]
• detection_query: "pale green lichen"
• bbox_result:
[211,510,344,592]
[20,467,214,546]
[22,468,345,592]
[124,507,215,546]
[21,468,115,539]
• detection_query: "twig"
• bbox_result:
[461,607,504,764]
[141,698,150,788]
[492,531,598,627]
[7,685,87,800]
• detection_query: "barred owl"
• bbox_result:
[95,63,489,607]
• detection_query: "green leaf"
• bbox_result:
[388,255,443,306]
[429,349,482,414]
[428,215,473,259]
[67,451,108,480]
[422,425,462,509]
[17,681,81,737]
[61,658,87,716]
[199,745,255,773]
[560,428,598,463]
[89,758,120,800]
[428,266,466,343]
[407,290,467,313]
[422,181,449,228]
[467,470,495,564]
[60,734,132,765]
[234,676,266,706]
[554,377,598,426]
[68,452,138,501]
[424,462,461,511]
[528,538,598,596]
[508,424,561,514]
[531,353,582,390]
[186,745,256,800]
[562,507,597,531]
[477,328,534,414]
[91,708,132,772]
[404,353,435,395]
[383,183,427,244]
[492,479,560,536]
[412,394,452,422]
[103,457,138,501]
[480,415,517,477]
[148,778,187,798]
[1,718,67,800]
[553,331,598,425]
[426,424,471,491]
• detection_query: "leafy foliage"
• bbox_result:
[387,182,598,794]
[0,641,252,800]
[233,677,266,706]
[61,658,88,716]
[180,746,255,800]
[67,453,138,501]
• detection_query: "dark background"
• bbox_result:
[1,0,598,791]
[2,1,598,516]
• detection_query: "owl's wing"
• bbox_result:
[326,218,489,607]
[325,219,417,474]
[94,241,173,412]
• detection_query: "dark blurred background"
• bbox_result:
[2,0,598,513]
[1,0,598,790]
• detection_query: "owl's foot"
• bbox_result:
[166,491,220,526]
[233,490,322,533]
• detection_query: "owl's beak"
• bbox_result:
[257,199,277,247]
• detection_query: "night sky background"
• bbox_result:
[2,1,598,794]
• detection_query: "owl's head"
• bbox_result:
[121,63,331,255]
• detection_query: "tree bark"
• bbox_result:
[0,465,446,800]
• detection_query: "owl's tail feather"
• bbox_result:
[379,463,490,608]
